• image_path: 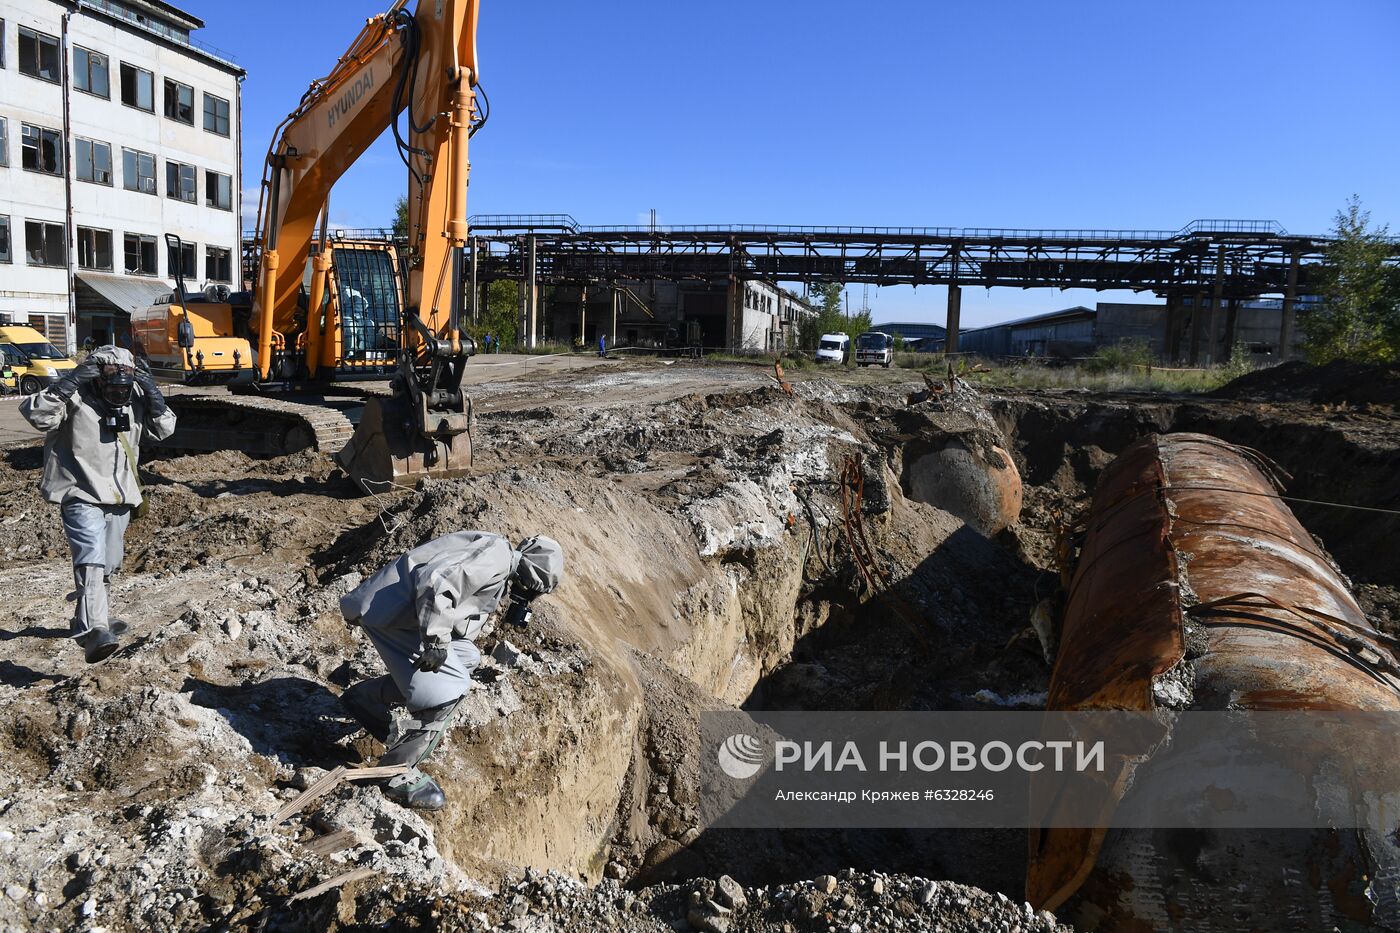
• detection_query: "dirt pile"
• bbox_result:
[1211,358,1400,408]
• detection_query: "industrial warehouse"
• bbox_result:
[0,1,1398,932]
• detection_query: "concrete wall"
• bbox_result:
[0,0,242,350]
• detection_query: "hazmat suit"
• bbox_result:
[339,531,565,809]
[20,346,176,663]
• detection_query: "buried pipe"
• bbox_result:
[1028,433,1400,930]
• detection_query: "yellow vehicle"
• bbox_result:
[132,0,482,489]
[0,325,78,396]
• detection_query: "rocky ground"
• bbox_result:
[0,357,1396,931]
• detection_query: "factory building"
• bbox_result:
[547,279,815,352]
[954,300,1315,361]
[871,321,946,351]
[0,0,244,351]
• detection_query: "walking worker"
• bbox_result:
[19,346,176,663]
[339,530,565,810]
[597,333,607,358]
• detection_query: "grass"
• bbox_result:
[893,347,1259,394]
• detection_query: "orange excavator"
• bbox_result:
[131,0,482,490]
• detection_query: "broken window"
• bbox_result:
[166,160,196,202]
[205,170,232,211]
[74,47,110,98]
[75,138,113,185]
[206,245,232,283]
[19,27,60,83]
[123,148,157,195]
[203,93,230,136]
[120,62,154,112]
[124,233,158,276]
[164,78,194,125]
[25,219,66,267]
[21,123,63,175]
[167,240,196,279]
[77,227,113,271]
[0,216,10,264]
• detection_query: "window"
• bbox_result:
[120,62,154,111]
[203,93,230,136]
[206,245,232,283]
[21,124,62,175]
[25,220,65,267]
[122,148,157,195]
[205,170,232,211]
[74,47,110,98]
[168,240,196,279]
[124,233,158,276]
[0,217,10,264]
[0,118,7,167]
[75,138,112,185]
[77,227,113,271]
[0,19,5,69]
[163,78,194,124]
[19,27,60,83]
[166,160,196,202]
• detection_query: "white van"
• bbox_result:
[815,333,850,364]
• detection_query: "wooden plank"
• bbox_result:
[304,828,359,859]
[273,764,411,823]
[273,766,347,823]
[288,866,377,903]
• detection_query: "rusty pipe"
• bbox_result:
[1029,433,1400,929]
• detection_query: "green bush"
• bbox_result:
[1084,339,1154,374]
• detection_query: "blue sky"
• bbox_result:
[189,0,1400,328]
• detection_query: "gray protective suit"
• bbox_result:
[20,346,176,642]
[339,530,565,808]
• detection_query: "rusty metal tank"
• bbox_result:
[1029,433,1400,930]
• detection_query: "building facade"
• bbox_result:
[547,278,815,352]
[0,0,243,351]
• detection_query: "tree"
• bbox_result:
[392,195,409,238]
[1302,196,1400,364]
[463,279,519,347]
[796,283,872,353]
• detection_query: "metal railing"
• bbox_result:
[79,0,240,66]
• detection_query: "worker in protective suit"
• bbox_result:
[339,531,565,810]
[20,346,176,663]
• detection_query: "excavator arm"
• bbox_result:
[248,0,482,489]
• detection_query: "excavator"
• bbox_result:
[130,0,482,490]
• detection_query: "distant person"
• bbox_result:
[482,333,492,354]
[19,347,176,663]
[597,334,607,358]
[339,531,564,809]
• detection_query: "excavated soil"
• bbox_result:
[1,357,1397,932]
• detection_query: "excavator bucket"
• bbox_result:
[336,393,472,492]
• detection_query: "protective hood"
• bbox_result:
[513,536,564,594]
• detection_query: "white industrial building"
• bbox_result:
[0,0,243,351]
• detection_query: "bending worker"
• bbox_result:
[339,531,565,810]
[20,346,175,663]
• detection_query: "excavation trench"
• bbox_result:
[1,369,1397,931]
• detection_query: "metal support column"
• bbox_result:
[1278,249,1301,360]
[1204,244,1226,365]
[578,284,587,347]
[526,235,538,348]
[1164,292,1182,362]
[611,287,619,348]
[727,275,742,351]
[1222,297,1240,357]
[469,236,479,326]
[945,284,962,356]
[1188,291,1205,365]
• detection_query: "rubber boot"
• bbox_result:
[76,628,120,664]
[383,768,447,811]
[340,675,404,743]
[378,698,461,810]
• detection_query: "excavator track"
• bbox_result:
[156,393,357,458]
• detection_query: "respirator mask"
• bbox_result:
[98,365,134,432]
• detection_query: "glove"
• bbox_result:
[414,644,449,673]
[52,358,102,400]
[503,592,534,629]
[133,357,168,416]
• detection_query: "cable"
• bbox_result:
[1161,484,1400,518]
[469,82,490,138]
